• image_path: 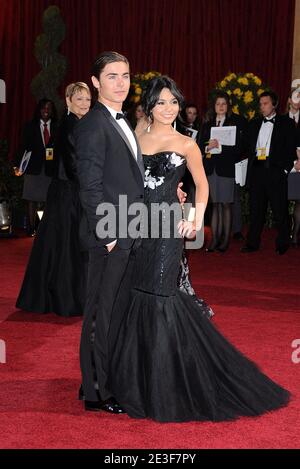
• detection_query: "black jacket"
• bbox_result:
[198,113,246,178]
[53,112,79,181]
[15,119,58,176]
[73,102,145,250]
[243,114,297,183]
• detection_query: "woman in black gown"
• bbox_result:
[110,76,290,423]
[16,82,91,316]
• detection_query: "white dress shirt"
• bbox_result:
[40,119,51,146]
[104,104,137,160]
[289,110,299,124]
[256,113,276,157]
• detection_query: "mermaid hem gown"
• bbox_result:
[110,152,290,423]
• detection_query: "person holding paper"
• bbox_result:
[198,91,246,252]
[14,99,58,235]
[241,91,296,254]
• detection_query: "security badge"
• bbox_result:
[256,147,267,160]
[45,148,54,160]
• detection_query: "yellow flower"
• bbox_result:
[253,76,262,86]
[135,86,142,95]
[232,105,239,114]
[257,88,264,96]
[227,90,232,95]
[238,77,249,86]
[220,80,227,88]
[248,110,255,120]
[243,90,253,104]
[133,95,140,103]
[233,88,243,97]
[246,73,254,78]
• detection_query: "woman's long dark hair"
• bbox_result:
[204,90,232,123]
[141,75,185,118]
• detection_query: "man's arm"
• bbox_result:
[74,117,115,247]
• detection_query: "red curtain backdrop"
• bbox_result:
[0,0,296,157]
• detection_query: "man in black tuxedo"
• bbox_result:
[241,91,297,254]
[14,99,58,235]
[73,52,145,413]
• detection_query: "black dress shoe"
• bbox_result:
[84,397,125,414]
[240,245,258,253]
[100,397,126,414]
[205,247,216,252]
[233,232,245,241]
[84,400,102,411]
[216,245,228,253]
[276,246,289,255]
[78,385,84,401]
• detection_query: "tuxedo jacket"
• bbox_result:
[284,113,300,147]
[73,102,145,251]
[243,114,297,183]
[15,119,57,176]
[198,113,246,178]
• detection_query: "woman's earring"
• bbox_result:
[173,120,176,131]
[147,115,152,133]
[67,108,70,115]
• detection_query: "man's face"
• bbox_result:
[92,61,130,109]
[40,102,53,121]
[259,96,275,117]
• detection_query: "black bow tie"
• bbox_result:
[116,112,124,120]
[263,117,275,124]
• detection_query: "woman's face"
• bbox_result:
[135,104,145,120]
[151,87,179,125]
[67,90,91,118]
[215,98,228,116]
[185,106,197,124]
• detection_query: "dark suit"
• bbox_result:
[244,114,296,250]
[73,102,144,401]
[15,119,57,176]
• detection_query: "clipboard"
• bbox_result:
[19,150,32,174]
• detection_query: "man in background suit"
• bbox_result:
[241,91,296,254]
[14,99,58,235]
[74,52,145,413]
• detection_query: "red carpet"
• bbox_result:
[0,230,299,449]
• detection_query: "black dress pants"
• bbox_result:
[80,244,136,401]
[247,165,289,250]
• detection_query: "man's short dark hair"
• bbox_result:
[259,91,279,108]
[91,51,129,78]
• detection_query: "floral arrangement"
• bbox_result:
[215,72,270,120]
[130,71,161,103]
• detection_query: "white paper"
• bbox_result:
[209,143,222,154]
[210,126,236,146]
[235,158,248,186]
[19,150,32,174]
[183,126,198,141]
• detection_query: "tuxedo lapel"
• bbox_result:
[269,116,279,156]
[97,102,144,180]
[129,120,145,179]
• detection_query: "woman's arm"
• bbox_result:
[178,139,209,238]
